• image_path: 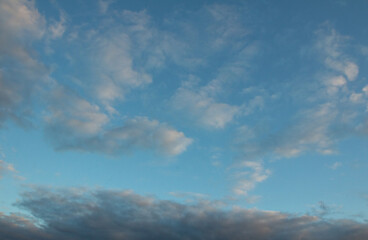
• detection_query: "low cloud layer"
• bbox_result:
[0,187,366,240]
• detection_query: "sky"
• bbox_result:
[0,0,368,239]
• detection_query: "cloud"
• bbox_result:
[92,28,152,108]
[0,0,47,128]
[329,162,342,170]
[98,0,115,14]
[166,5,258,129]
[0,160,15,179]
[237,103,339,159]
[48,12,66,39]
[45,86,192,156]
[310,201,342,218]
[172,76,240,129]
[235,26,367,160]
[232,161,271,196]
[0,187,366,239]
[315,26,360,96]
[0,3,193,157]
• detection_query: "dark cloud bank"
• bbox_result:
[0,188,367,240]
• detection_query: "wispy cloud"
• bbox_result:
[0,160,15,179]
[309,201,343,218]
[329,162,342,170]
[172,76,240,129]
[232,161,271,197]
[235,25,368,160]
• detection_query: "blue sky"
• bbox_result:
[1,0,368,239]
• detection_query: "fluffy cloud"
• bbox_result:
[0,187,366,240]
[45,87,192,156]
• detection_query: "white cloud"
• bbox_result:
[324,59,359,82]
[103,117,192,156]
[98,0,115,14]
[363,85,368,95]
[48,13,66,39]
[0,0,45,38]
[45,87,192,156]
[234,27,363,160]
[0,0,47,128]
[172,85,239,129]
[45,86,109,138]
[343,62,359,81]
[349,92,363,103]
[324,75,346,95]
[93,32,152,106]
[238,103,339,159]
[233,161,271,196]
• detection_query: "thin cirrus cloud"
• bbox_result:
[0,187,366,240]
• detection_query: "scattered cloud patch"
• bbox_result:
[329,162,342,170]
[0,160,15,179]
[98,0,115,14]
[45,87,192,156]
[232,161,271,197]
[237,103,339,159]
[235,26,367,160]
[92,29,152,107]
[48,12,66,39]
[172,77,240,129]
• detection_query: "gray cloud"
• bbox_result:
[0,187,366,240]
